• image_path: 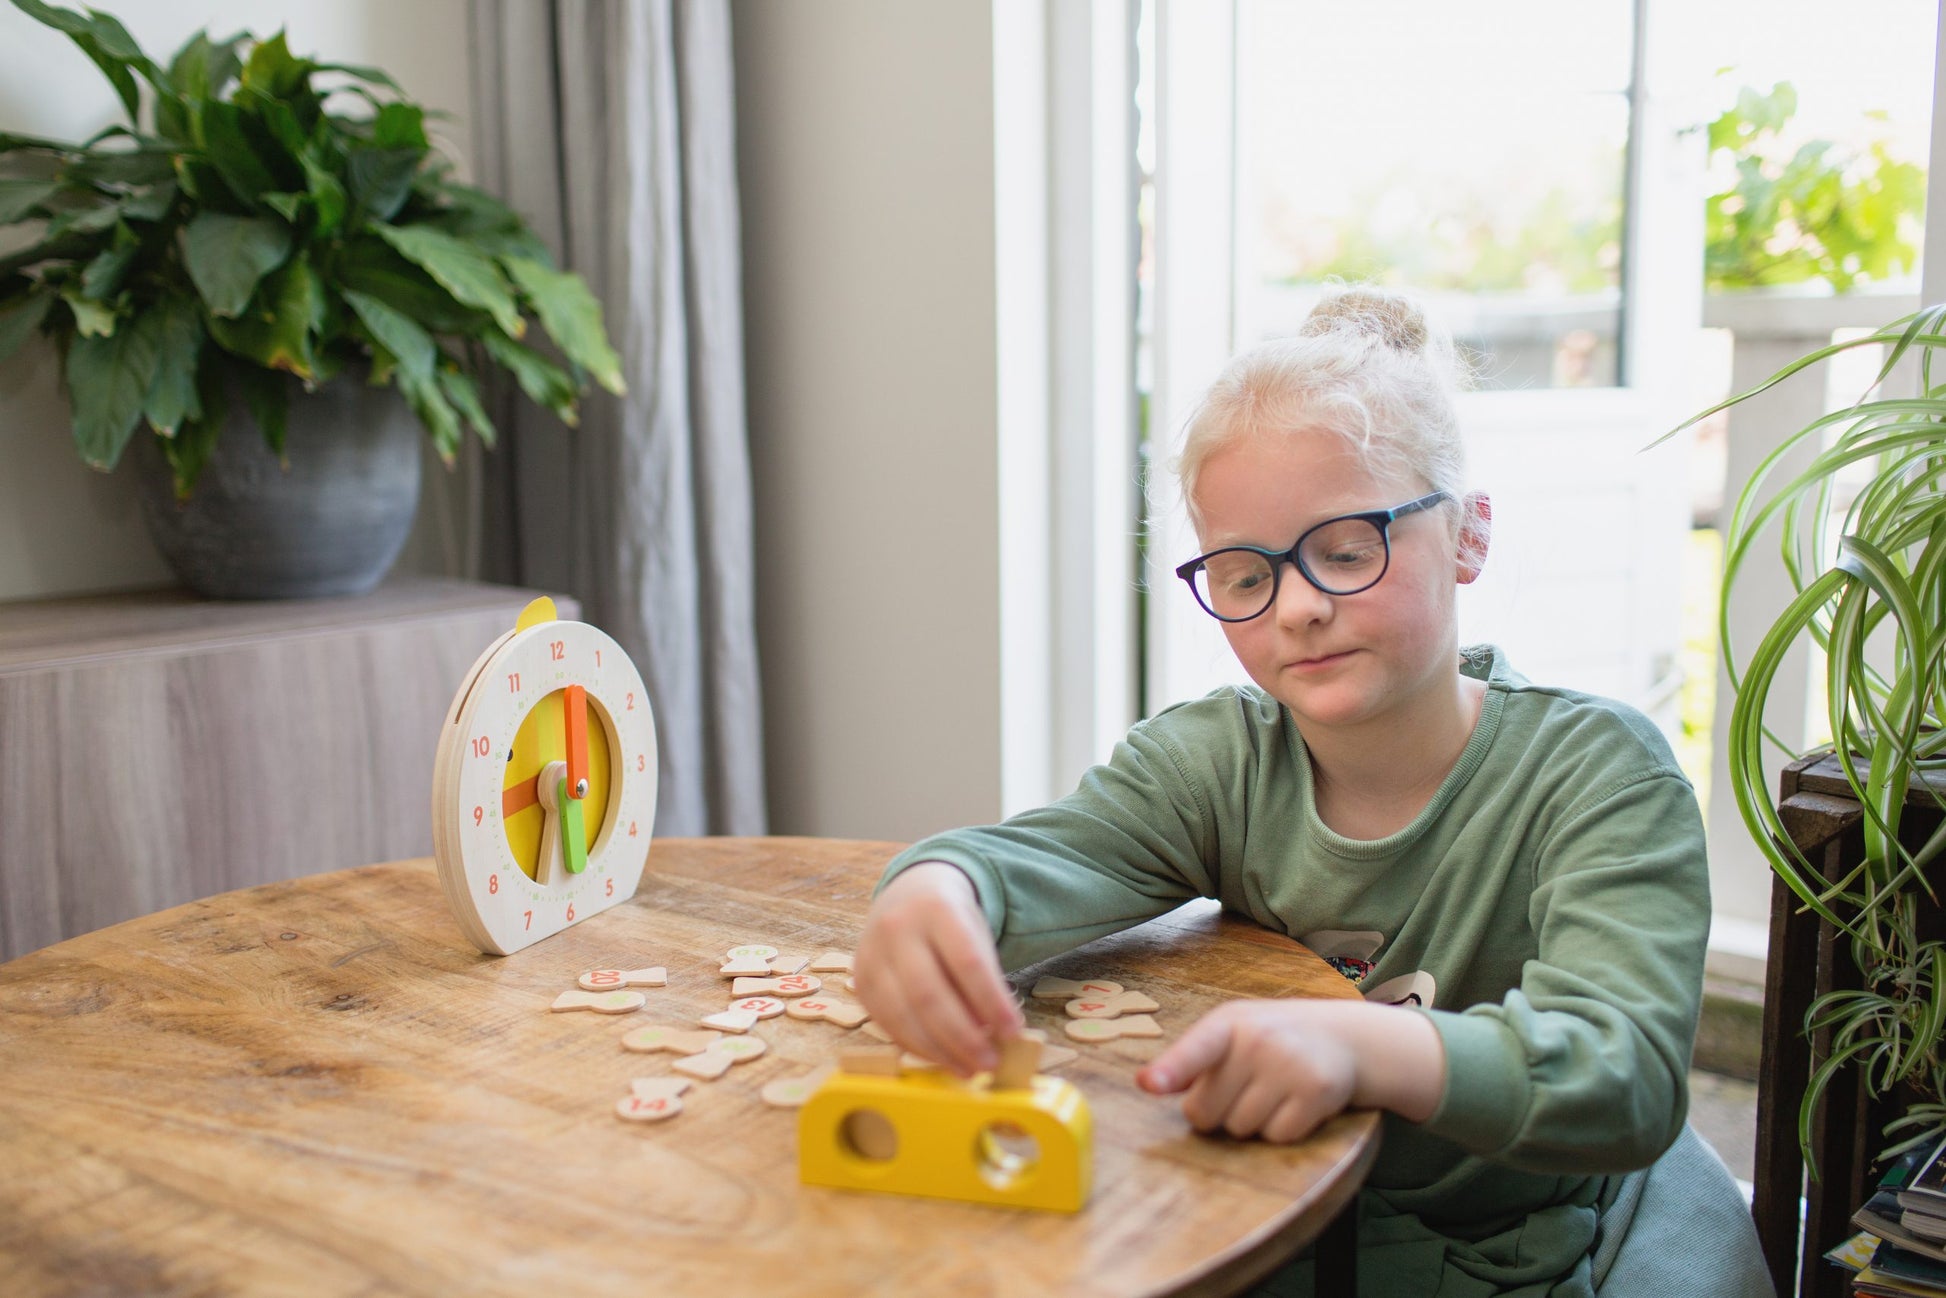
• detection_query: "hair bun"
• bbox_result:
[1298,286,1428,353]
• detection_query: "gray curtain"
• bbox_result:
[468,0,765,837]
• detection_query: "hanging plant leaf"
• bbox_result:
[66,304,165,469]
[483,329,580,426]
[182,211,292,317]
[142,294,206,435]
[0,179,59,223]
[504,257,625,395]
[206,255,323,378]
[436,364,494,447]
[341,287,433,383]
[374,223,523,338]
[78,222,140,300]
[0,291,52,363]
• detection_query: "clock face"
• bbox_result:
[433,609,657,955]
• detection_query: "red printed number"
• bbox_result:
[550,640,565,661]
[488,873,499,895]
[473,806,484,827]
[472,735,492,758]
[523,910,533,930]
[565,903,576,922]
[605,878,615,897]
[507,672,520,693]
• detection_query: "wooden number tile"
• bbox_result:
[1065,990,1161,1020]
[672,1051,736,1081]
[578,966,668,991]
[630,1077,694,1101]
[700,1007,761,1034]
[808,951,854,973]
[768,954,810,976]
[729,995,788,1020]
[719,944,779,976]
[860,1021,895,1043]
[550,990,646,1015]
[761,1064,835,1109]
[616,1093,684,1122]
[784,997,869,1028]
[730,974,821,998]
[673,1034,768,1080]
[1064,1014,1163,1043]
[1030,976,1123,1001]
[620,1025,723,1056]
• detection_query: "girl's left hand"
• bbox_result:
[1135,998,1444,1143]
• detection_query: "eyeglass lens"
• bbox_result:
[1192,516,1388,619]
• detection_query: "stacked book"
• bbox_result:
[1829,1137,1946,1295]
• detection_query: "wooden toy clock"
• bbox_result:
[432,597,658,955]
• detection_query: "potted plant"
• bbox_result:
[0,0,623,597]
[1672,306,1946,1170]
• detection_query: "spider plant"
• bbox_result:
[1671,305,1946,1173]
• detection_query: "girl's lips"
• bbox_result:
[1288,650,1354,672]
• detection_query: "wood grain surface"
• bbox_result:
[0,837,1379,1298]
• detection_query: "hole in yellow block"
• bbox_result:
[841,1109,898,1161]
[977,1121,1040,1190]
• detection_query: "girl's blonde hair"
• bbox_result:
[1175,286,1471,531]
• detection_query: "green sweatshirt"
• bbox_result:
[879,645,1709,1297]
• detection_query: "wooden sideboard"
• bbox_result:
[0,577,574,961]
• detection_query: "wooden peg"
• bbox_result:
[838,1047,902,1077]
[992,1037,1042,1090]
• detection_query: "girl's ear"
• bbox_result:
[1456,493,1491,585]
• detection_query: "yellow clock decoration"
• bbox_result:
[432,597,659,955]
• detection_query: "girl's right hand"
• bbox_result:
[851,861,1023,1076]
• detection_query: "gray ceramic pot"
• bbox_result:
[132,374,422,599]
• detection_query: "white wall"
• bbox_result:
[735,2,1007,841]
[0,1,474,602]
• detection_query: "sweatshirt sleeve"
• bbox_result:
[1417,769,1709,1174]
[875,703,1231,971]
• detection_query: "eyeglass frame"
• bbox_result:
[1173,490,1454,622]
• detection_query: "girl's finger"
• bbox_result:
[1219,1076,1287,1140]
[892,941,997,1076]
[1261,1095,1323,1145]
[936,911,1022,1039]
[1138,1007,1235,1095]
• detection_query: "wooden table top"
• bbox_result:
[0,837,1379,1298]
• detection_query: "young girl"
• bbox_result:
[851,288,1769,1297]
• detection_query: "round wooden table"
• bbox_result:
[0,838,1378,1297]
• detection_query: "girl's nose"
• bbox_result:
[1272,560,1332,627]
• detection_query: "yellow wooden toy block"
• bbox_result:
[797,1066,1092,1212]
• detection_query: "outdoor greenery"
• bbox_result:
[0,0,623,497]
[1672,307,1946,1172]
[1705,80,1925,294]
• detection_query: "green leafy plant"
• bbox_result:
[1670,307,1946,1172]
[0,0,623,496]
[1705,80,1925,294]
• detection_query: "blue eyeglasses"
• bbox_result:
[1175,491,1452,622]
